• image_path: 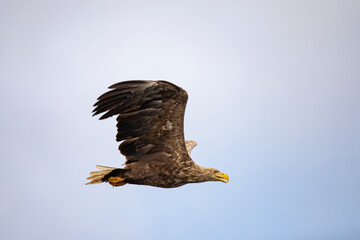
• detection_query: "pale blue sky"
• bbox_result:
[1,1,359,239]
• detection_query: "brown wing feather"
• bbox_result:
[93,80,191,165]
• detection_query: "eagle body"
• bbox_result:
[121,158,196,188]
[86,80,229,188]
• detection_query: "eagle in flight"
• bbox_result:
[86,80,229,188]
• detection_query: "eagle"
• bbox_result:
[86,80,229,188]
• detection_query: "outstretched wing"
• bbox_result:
[185,140,197,156]
[93,80,192,165]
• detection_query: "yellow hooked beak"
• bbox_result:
[214,172,229,183]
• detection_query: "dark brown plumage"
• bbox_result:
[86,80,229,188]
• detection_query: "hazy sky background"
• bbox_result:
[1,1,359,239]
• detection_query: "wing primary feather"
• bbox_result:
[108,80,154,89]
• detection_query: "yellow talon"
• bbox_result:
[108,176,127,187]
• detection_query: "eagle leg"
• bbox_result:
[108,176,127,187]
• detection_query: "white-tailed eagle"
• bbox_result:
[86,80,229,188]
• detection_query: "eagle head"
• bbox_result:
[201,167,229,183]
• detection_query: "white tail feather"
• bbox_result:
[85,165,117,185]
